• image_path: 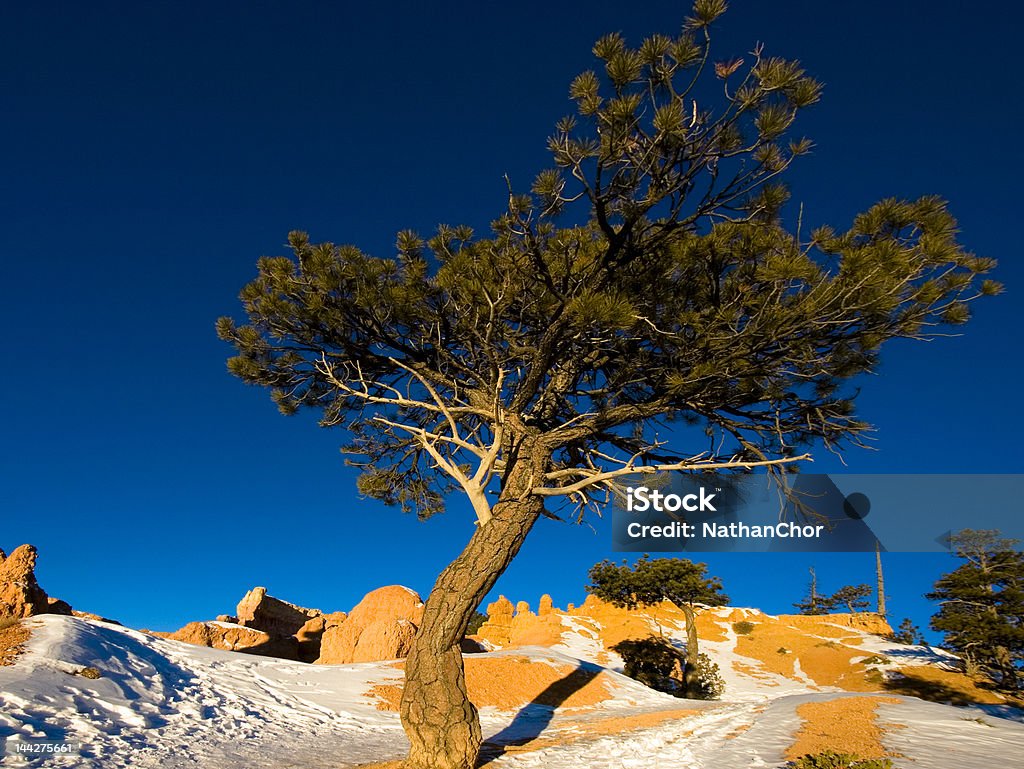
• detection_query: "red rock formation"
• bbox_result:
[0,545,72,618]
[476,594,565,648]
[159,621,300,659]
[538,594,555,617]
[235,587,322,637]
[316,586,423,664]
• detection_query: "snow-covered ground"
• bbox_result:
[2,615,1023,768]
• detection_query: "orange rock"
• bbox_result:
[779,612,892,637]
[70,609,121,625]
[296,616,326,663]
[235,587,322,637]
[165,621,301,660]
[0,545,71,618]
[487,596,514,622]
[316,586,423,664]
[295,612,346,663]
[538,594,555,616]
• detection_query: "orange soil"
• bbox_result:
[0,620,30,666]
[786,696,900,760]
[370,656,611,712]
[734,616,879,691]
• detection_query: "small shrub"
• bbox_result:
[791,751,893,769]
[863,668,884,686]
[961,716,994,727]
[860,655,890,666]
[733,620,755,635]
[0,616,20,631]
[77,666,102,679]
[816,640,838,649]
[691,652,725,700]
[778,646,792,654]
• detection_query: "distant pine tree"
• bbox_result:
[466,611,487,635]
[927,529,1024,690]
[889,618,922,645]
[829,584,873,612]
[794,567,835,614]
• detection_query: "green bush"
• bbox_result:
[732,620,756,635]
[860,655,890,666]
[791,751,893,769]
[611,639,725,699]
[691,652,725,700]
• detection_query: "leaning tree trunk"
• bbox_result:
[679,603,701,698]
[400,464,544,769]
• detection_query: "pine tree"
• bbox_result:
[889,618,922,645]
[217,3,999,766]
[794,567,835,614]
[587,556,728,697]
[927,530,1024,690]
[830,584,873,613]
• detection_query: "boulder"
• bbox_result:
[0,545,71,618]
[235,587,322,637]
[316,586,423,664]
[164,621,300,660]
[295,612,346,663]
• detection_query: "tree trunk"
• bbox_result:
[680,603,700,697]
[994,645,1019,690]
[400,464,544,769]
[809,566,817,613]
[875,541,887,615]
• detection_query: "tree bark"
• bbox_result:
[680,603,700,697]
[875,541,887,615]
[400,462,544,769]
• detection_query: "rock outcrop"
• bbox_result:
[155,621,300,659]
[0,545,72,618]
[235,587,322,637]
[476,594,565,649]
[295,611,347,663]
[156,587,331,661]
[317,586,423,664]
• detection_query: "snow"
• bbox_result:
[2,615,1024,768]
[552,616,613,667]
[0,616,405,767]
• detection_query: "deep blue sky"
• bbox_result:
[2,2,1021,639]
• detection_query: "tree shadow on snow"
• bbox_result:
[477,662,602,766]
